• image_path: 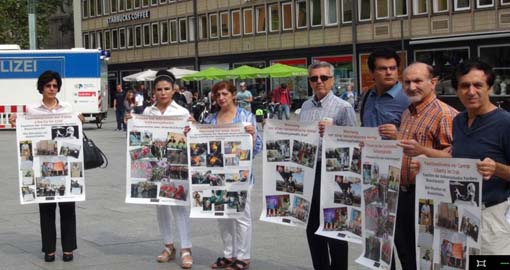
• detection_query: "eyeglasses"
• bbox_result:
[309,75,333,82]
[375,66,398,72]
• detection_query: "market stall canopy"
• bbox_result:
[226,65,268,79]
[122,69,157,82]
[145,67,198,80]
[181,67,230,81]
[261,63,308,78]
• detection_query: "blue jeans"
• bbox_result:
[278,104,290,120]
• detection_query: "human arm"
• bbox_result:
[378,124,398,140]
[398,140,452,158]
[8,114,17,126]
[477,158,510,181]
[113,99,117,111]
[246,92,253,103]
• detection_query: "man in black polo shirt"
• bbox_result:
[451,60,510,254]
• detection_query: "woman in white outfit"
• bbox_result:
[128,70,193,269]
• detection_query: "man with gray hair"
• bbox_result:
[299,61,356,270]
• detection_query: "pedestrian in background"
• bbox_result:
[236,81,253,112]
[271,83,292,120]
[113,83,126,131]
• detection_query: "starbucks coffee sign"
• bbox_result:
[107,10,150,25]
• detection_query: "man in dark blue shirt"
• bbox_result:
[113,84,126,131]
[451,60,510,254]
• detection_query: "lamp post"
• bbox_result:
[28,0,37,49]
[351,0,359,95]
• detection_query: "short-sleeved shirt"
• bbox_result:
[236,90,252,110]
[397,94,458,185]
[142,101,189,117]
[299,90,357,160]
[114,91,126,110]
[362,82,410,127]
[452,108,510,205]
[27,100,72,115]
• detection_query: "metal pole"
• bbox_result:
[193,0,199,71]
[401,17,405,64]
[28,0,37,49]
[351,0,359,95]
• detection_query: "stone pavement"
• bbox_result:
[0,109,380,270]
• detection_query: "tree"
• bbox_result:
[0,0,72,49]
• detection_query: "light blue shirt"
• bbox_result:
[362,82,410,127]
[236,90,252,111]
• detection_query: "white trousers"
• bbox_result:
[481,201,510,254]
[217,191,252,260]
[157,205,192,249]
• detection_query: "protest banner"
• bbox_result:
[260,119,319,228]
[17,113,85,204]
[126,114,190,205]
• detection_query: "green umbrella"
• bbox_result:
[181,67,230,81]
[226,65,268,79]
[262,63,308,78]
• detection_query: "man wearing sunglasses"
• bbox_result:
[360,48,410,139]
[299,61,356,270]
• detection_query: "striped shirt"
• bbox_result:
[398,93,458,185]
[299,91,357,160]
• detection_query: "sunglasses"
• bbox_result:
[309,75,332,82]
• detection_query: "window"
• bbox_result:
[119,28,126,48]
[161,21,169,44]
[325,0,339,25]
[112,29,118,49]
[179,18,187,42]
[134,0,141,8]
[199,15,208,39]
[269,4,279,32]
[90,0,96,16]
[104,0,110,15]
[143,0,149,7]
[359,0,372,21]
[413,0,428,14]
[83,0,89,18]
[111,0,117,13]
[104,30,111,49]
[189,17,195,41]
[119,0,125,11]
[135,25,142,47]
[151,23,159,45]
[376,0,389,18]
[83,33,89,48]
[97,0,103,15]
[256,6,266,33]
[477,0,494,7]
[96,32,103,48]
[127,0,133,10]
[210,14,219,38]
[220,12,229,37]
[433,0,449,12]
[282,2,293,30]
[91,33,96,48]
[143,24,150,46]
[127,26,134,47]
[243,8,253,34]
[232,10,241,36]
[479,45,510,96]
[394,0,407,15]
[455,0,470,10]
[310,0,322,26]
[151,0,157,5]
[342,0,353,22]
[160,0,167,3]
[296,0,307,28]
[170,20,178,43]
[503,0,510,5]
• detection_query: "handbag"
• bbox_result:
[83,132,108,170]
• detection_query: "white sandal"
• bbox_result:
[181,250,193,269]
[157,246,176,263]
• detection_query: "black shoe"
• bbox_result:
[63,253,74,262]
[44,253,55,262]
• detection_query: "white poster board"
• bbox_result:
[415,157,482,270]
[16,113,85,204]
[316,126,380,244]
[125,114,190,205]
[260,119,319,228]
[356,140,403,270]
[188,123,253,218]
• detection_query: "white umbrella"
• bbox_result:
[122,69,157,82]
[145,67,198,80]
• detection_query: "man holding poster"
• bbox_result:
[394,62,458,270]
[450,60,510,254]
[299,61,356,270]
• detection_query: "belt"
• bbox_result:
[483,200,505,208]
[400,185,415,193]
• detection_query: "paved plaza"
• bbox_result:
[0,109,382,270]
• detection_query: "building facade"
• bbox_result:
[80,0,510,109]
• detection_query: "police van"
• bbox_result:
[0,47,109,129]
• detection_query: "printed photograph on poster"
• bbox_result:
[225,141,251,161]
[150,139,167,160]
[190,143,207,167]
[36,176,67,197]
[168,165,188,180]
[439,230,467,270]
[40,156,68,177]
[159,180,187,201]
[70,179,84,195]
[437,203,459,231]
[224,155,238,166]
[291,140,317,168]
[35,140,58,156]
[334,175,361,207]
[265,194,291,217]
[266,139,291,162]
[192,170,225,185]
[226,191,247,212]
[460,210,480,242]
[167,149,188,165]
[129,131,141,146]
[387,190,398,214]
[323,207,348,231]
[349,209,362,236]
[130,180,157,198]
[70,162,83,178]
[388,165,400,191]
[19,140,33,161]
[364,234,381,261]
[21,168,34,185]
[129,146,155,160]
[325,147,350,171]
[419,247,433,270]
[21,186,36,202]
[363,162,380,185]
[167,132,187,150]
[275,165,304,194]
[59,142,81,159]
[192,191,202,207]
[449,181,480,207]
[418,199,434,247]
[207,141,224,167]
[381,240,392,265]
[291,196,310,222]
[140,131,152,146]
[130,160,170,181]
[51,125,79,140]
[350,147,362,174]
